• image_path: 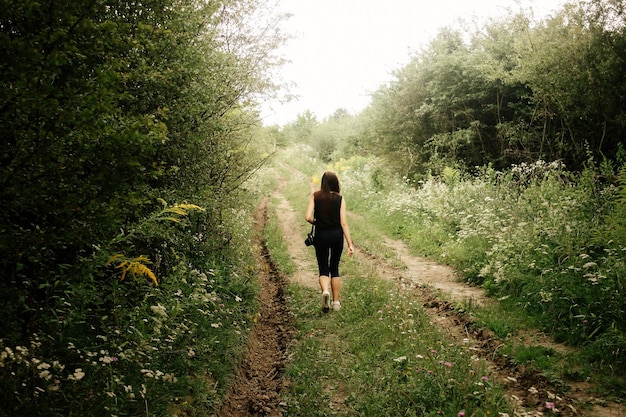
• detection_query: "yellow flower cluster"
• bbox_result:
[108,254,158,286]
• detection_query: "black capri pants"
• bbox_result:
[314,227,344,277]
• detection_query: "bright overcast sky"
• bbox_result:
[260,0,567,126]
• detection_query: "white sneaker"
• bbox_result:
[332,301,341,311]
[322,291,331,313]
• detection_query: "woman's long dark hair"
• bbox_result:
[320,171,340,193]
[315,171,341,221]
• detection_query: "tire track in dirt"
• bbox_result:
[214,197,294,417]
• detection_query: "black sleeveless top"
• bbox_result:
[313,191,342,229]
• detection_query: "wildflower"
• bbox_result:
[444,362,453,367]
[52,360,64,371]
[481,376,489,381]
[162,373,178,383]
[141,369,155,378]
[458,411,466,417]
[68,368,85,381]
[109,255,158,286]
[39,370,52,380]
[582,262,597,269]
[99,356,118,364]
[546,402,555,409]
[150,304,168,317]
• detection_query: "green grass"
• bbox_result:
[282,276,511,416]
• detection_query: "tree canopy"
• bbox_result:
[284,0,626,178]
[0,0,284,348]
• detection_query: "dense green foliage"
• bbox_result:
[277,0,626,178]
[0,0,283,415]
[366,0,626,176]
[3,0,625,412]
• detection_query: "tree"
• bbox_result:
[512,0,626,167]
[0,0,286,343]
[357,0,626,176]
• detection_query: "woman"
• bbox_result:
[305,171,354,312]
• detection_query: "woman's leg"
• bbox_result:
[319,275,331,293]
[314,237,332,311]
[320,275,331,312]
[329,229,344,304]
[331,277,341,302]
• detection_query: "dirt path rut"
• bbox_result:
[215,198,294,417]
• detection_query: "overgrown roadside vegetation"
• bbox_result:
[267,145,625,415]
[0,1,285,415]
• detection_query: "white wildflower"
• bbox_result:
[162,373,177,383]
[150,304,168,317]
[68,368,85,381]
[140,369,155,378]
